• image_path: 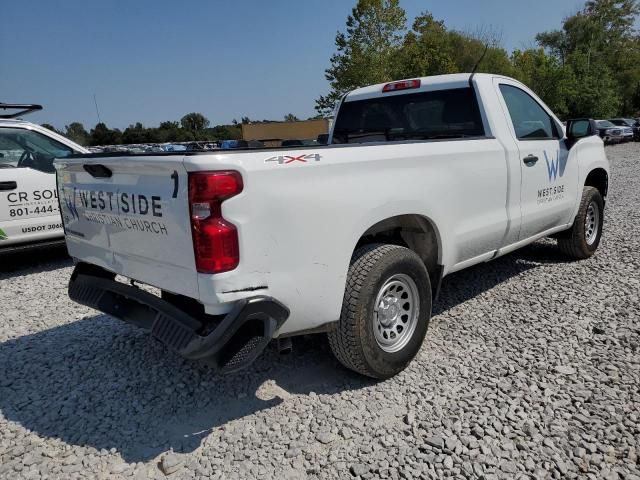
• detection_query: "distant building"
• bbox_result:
[241,119,329,146]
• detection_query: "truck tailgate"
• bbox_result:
[56,155,199,297]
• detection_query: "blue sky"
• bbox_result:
[1,0,584,130]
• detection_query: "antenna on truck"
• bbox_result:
[93,94,103,124]
[468,44,489,86]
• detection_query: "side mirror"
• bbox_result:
[566,118,597,148]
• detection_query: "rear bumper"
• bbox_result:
[68,264,289,373]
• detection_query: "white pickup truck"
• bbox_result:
[56,74,610,378]
[0,104,88,251]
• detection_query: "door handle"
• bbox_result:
[0,181,17,191]
[523,155,539,166]
[83,164,112,178]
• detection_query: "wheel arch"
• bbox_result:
[354,214,444,298]
[584,168,608,198]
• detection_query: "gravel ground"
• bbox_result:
[1,144,639,480]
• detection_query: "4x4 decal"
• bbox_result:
[264,153,322,165]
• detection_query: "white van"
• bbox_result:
[0,104,88,251]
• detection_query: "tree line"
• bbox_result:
[44,0,640,146]
[316,0,640,119]
[42,112,311,147]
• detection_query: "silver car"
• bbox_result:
[610,118,640,141]
[595,120,624,144]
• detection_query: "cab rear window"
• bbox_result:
[332,87,485,144]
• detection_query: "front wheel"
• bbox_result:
[328,244,432,379]
[557,186,604,259]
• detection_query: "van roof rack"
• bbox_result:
[0,103,43,119]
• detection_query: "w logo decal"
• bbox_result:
[63,188,80,221]
[544,151,560,182]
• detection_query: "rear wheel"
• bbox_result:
[557,186,604,259]
[328,244,431,379]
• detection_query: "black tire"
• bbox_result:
[328,244,432,379]
[557,186,604,259]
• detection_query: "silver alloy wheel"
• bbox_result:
[373,273,420,353]
[584,201,600,245]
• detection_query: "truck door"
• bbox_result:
[495,80,579,240]
[0,127,72,246]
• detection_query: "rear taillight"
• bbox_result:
[188,171,243,273]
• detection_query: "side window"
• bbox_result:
[332,88,485,144]
[499,84,559,140]
[0,128,74,173]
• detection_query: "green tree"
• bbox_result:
[511,48,577,118]
[89,123,122,146]
[159,120,179,130]
[537,0,640,116]
[170,128,196,142]
[316,0,407,115]
[565,53,620,117]
[180,112,210,132]
[535,30,571,66]
[446,31,513,76]
[122,122,149,144]
[398,13,457,78]
[398,14,512,78]
[64,122,90,146]
[153,121,181,142]
[284,113,299,122]
[208,124,242,141]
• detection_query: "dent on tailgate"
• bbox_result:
[56,155,200,296]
